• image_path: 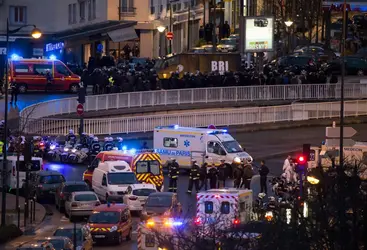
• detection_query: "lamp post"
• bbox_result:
[1,18,42,226]
[284,20,293,54]
[157,26,166,57]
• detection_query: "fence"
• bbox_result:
[23,100,367,135]
[20,83,367,121]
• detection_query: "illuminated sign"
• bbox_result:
[244,16,274,52]
[45,42,65,52]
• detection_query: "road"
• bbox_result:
[4,123,367,250]
[0,92,75,120]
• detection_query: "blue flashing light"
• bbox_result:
[122,146,127,151]
[11,54,20,60]
[172,221,183,226]
[207,131,214,134]
[222,129,228,133]
[173,125,179,129]
[49,55,57,60]
[130,148,136,154]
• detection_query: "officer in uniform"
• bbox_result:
[218,159,227,188]
[0,140,4,155]
[187,160,200,194]
[168,158,179,192]
[207,163,218,189]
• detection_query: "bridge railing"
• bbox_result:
[23,100,367,135]
[20,83,367,121]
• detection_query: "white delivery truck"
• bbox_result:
[153,125,252,169]
[92,161,138,202]
[195,189,253,233]
[0,156,43,190]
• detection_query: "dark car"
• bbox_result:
[35,236,73,250]
[53,225,92,250]
[17,241,55,250]
[294,46,339,63]
[254,18,268,27]
[55,181,89,212]
[276,55,317,74]
[322,56,367,76]
[31,171,66,200]
[141,192,182,218]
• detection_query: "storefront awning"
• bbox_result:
[108,27,138,42]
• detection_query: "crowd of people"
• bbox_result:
[79,59,338,96]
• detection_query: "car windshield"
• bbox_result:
[88,211,120,224]
[40,175,65,184]
[64,184,89,193]
[133,189,157,196]
[18,160,41,172]
[154,59,164,69]
[54,228,82,242]
[221,140,243,153]
[146,195,172,207]
[219,39,236,45]
[107,172,137,185]
[36,240,63,249]
[74,194,97,201]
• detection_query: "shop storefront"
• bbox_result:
[0,35,45,59]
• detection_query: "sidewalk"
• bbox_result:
[0,192,46,232]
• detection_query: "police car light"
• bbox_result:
[49,55,57,60]
[112,147,118,150]
[122,146,127,151]
[71,148,77,153]
[50,145,56,150]
[130,148,136,154]
[194,217,202,225]
[11,54,20,60]
[64,148,69,152]
[233,219,240,225]
[146,219,155,227]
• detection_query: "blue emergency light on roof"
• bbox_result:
[107,202,111,207]
[11,54,20,60]
[207,129,228,134]
[122,146,127,151]
[49,55,57,60]
[130,148,136,154]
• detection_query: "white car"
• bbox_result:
[123,184,157,212]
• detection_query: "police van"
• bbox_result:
[195,189,253,232]
[92,161,138,202]
[0,156,43,190]
[153,125,252,169]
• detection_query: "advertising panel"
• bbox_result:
[244,16,274,52]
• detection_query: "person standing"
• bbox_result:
[10,81,19,105]
[233,164,243,188]
[241,160,253,189]
[168,158,179,193]
[199,162,208,191]
[207,163,218,189]
[217,159,226,188]
[223,21,231,38]
[187,160,200,194]
[259,160,270,194]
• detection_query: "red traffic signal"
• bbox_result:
[298,155,306,164]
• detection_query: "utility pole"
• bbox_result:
[187,2,191,51]
[212,0,217,51]
[169,1,173,54]
[118,0,121,58]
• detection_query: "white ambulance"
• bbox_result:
[153,125,252,169]
[92,161,138,202]
[195,189,253,232]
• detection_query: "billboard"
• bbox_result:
[244,16,274,52]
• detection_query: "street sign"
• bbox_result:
[166,32,174,40]
[76,104,84,116]
[325,127,357,138]
[325,139,356,147]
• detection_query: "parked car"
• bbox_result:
[31,171,65,201]
[53,225,92,250]
[217,38,238,52]
[294,46,339,62]
[65,191,101,221]
[141,192,182,218]
[123,184,157,212]
[55,181,89,212]
[190,47,207,53]
[229,34,240,41]
[17,241,55,250]
[35,236,73,250]
[322,56,367,76]
[276,55,317,74]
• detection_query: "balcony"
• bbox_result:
[119,7,136,16]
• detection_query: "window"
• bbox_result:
[34,64,52,75]
[74,194,97,201]
[73,4,77,23]
[121,0,135,12]
[92,0,96,19]
[207,141,225,155]
[88,0,92,20]
[17,160,41,172]
[136,160,160,175]
[184,2,189,9]
[221,202,230,214]
[102,174,107,186]
[56,63,71,76]
[90,158,101,169]
[79,1,86,21]
[9,6,27,25]
[68,4,72,24]
[204,201,214,214]
[176,3,181,11]
[133,189,156,196]
[107,172,137,185]
[136,161,148,173]
[172,4,176,12]
[163,138,178,148]
[88,211,120,224]
[14,64,30,74]
[39,175,65,184]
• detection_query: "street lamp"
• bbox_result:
[284,20,293,54]
[157,26,166,33]
[1,18,42,226]
[157,26,167,57]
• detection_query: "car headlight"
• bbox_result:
[64,148,69,152]
[72,148,77,153]
[110,225,118,232]
[50,145,56,150]
[233,157,241,164]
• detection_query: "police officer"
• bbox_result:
[168,158,179,192]
[207,163,218,189]
[217,159,227,188]
[233,163,243,188]
[0,140,4,155]
[10,81,19,105]
[187,160,200,194]
[66,129,77,145]
[90,137,101,154]
[241,160,253,189]
[199,162,208,190]
[45,69,53,92]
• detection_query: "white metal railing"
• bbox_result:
[23,100,367,135]
[20,83,367,121]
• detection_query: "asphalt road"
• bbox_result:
[4,123,367,250]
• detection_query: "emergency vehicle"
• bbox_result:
[195,189,253,232]
[137,215,183,250]
[153,125,252,169]
[83,150,164,191]
[87,203,133,245]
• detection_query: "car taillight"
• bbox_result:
[129,196,138,201]
[194,217,202,225]
[95,201,101,206]
[12,167,15,176]
[72,202,78,207]
[233,218,240,225]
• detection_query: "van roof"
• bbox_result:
[93,203,127,212]
[155,125,227,134]
[10,58,61,63]
[198,188,251,194]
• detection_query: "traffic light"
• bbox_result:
[296,155,307,172]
